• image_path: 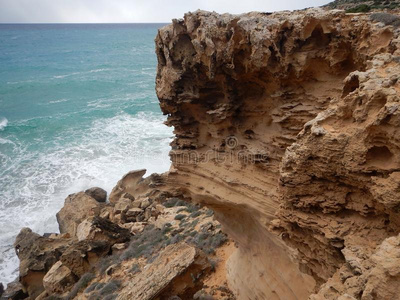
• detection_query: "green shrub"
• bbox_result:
[191,232,228,255]
[370,13,400,27]
[189,219,199,228]
[346,4,371,13]
[66,272,95,299]
[189,211,202,218]
[99,280,121,296]
[131,263,141,274]
[85,282,99,293]
[121,225,168,262]
[95,282,106,291]
[97,255,121,275]
[205,209,214,217]
[164,198,186,207]
[174,214,186,221]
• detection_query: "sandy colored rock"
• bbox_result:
[13,228,73,298]
[117,243,211,300]
[155,8,400,300]
[56,192,102,237]
[113,198,132,215]
[120,222,147,235]
[76,216,130,243]
[109,169,147,203]
[42,261,76,295]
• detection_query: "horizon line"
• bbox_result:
[0,22,171,25]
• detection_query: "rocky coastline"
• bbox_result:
[3,5,400,300]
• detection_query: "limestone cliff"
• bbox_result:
[155,8,400,299]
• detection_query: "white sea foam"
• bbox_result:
[48,99,69,104]
[0,118,8,131]
[0,112,173,284]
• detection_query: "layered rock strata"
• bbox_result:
[155,8,400,299]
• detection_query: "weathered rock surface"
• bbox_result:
[109,169,147,203]
[117,243,211,300]
[155,8,400,300]
[56,192,102,237]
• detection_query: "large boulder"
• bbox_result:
[14,228,73,298]
[42,261,76,295]
[56,192,102,237]
[85,187,107,203]
[117,243,211,300]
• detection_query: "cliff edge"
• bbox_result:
[155,8,400,300]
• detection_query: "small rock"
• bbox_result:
[112,243,127,254]
[140,198,151,209]
[123,192,135,201]
[131,199,143,208]
[121,222,147,235]
[126,208,143,217]
[85,187,107,203]
[114,198,132,214]
[155,204,165,214]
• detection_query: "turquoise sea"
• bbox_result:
[0,23,172,284]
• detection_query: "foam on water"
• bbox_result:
[0,112,172,284]
[0,22,170,285]
[0,118,8,131]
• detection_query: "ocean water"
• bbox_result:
[0,23,173,285]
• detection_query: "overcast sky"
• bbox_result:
[0,0,331,23]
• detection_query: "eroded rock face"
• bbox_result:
[155,8,400,300]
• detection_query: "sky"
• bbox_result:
[0,0,332,23]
